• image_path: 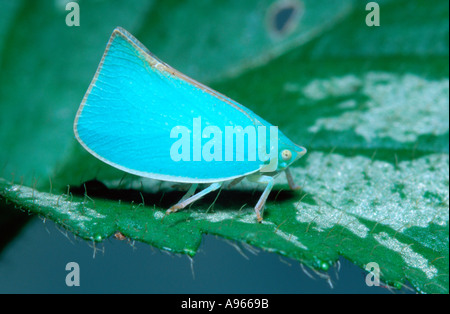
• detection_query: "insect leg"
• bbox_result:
[285,168,301,190]
[179,183,198,202]
[248,175,274,222]
[227,176,245,188]
[166,182,223,215]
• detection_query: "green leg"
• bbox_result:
[248,175,274,222]
[166,182,223,215]
[285,168,301,190]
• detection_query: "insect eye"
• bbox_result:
[281,149,292,161]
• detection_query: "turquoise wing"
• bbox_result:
[74,27,267,183]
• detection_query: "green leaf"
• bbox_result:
[1,0,448,294]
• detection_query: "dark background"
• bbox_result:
[0,216,411,293]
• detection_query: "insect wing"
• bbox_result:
[74,28,264,183]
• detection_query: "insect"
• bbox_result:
[74,27,306,222]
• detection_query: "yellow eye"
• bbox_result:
[281,149,292,161]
